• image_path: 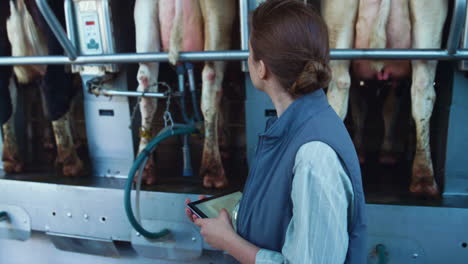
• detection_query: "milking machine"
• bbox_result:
[67,0,202,181]
[64,0,135,178]
[67,0,208,252]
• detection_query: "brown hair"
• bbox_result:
[250,0,331,98]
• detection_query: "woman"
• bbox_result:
[185,0,367,263]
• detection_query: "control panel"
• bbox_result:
[67,0,118,73]
[78,12,103,55]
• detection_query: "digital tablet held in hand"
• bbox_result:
[187,191,242,219]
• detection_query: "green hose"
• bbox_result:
[376,244,388,264]
[124,125,198,239]
[0,211,8,222]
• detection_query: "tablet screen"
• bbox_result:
[189,191,242,218]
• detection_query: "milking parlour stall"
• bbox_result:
[0,0,467,263]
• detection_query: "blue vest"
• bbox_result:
[237,89,367,264]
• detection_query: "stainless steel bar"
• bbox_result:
[447,0,468,54]
[3,50,468,65]
[36,0,78,60]
[92,89,180,99]
[330,49,456,60]
[240,0,250,72]
[64,0,78,51]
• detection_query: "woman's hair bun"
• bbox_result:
[289,60,331,98]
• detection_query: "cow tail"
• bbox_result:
[369,0,390,72]
[169,0,183,65]
[7,0,47,83]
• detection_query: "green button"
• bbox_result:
[87,39,99,50]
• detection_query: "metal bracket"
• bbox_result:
[0,205,31,241]
[131,220,203,261]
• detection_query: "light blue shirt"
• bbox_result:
[235,141,354,264]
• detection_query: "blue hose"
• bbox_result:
[124,125,198,239]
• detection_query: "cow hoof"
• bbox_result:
[379,152,397,165]
[203,174,228,189]
[62,159,85,177]
[2,151,24,173]
[409,177,439,198]
[2,160,24,173]
[409,181,439,198]
[135,157,156,185]
[410,164,439,197]
[201,152,227,188]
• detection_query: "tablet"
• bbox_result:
[187,191,242,219]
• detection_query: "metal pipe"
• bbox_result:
[182,135,193,177]
[329,49,464,60]
[36,0,78,60]
[91,89,180,99]
[4,50,468,66]
[64,0,78,50]
[240,0,250,72]
[447,0,468,54]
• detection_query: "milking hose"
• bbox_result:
[124,125,198,239]
[185,62,203,122]
[0,211,8,222]
[177,65,191,124]
[134,124,190,225]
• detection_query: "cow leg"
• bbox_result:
[380,81,399,165]
[2,77,23,173]
[51,111,83,177]
[200,62,225,188]
[199,0,235,188]
[322,0,359,119]
[135,0,160,185]
[136,72,158,186]
[350,82,367,164]
[2,120,22,173]
[409,0,447,197]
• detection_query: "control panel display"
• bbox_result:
[78,12,103,55]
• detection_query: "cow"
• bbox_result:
[135,0,236,188]
[1,0,84,177]
[322,0,448,197]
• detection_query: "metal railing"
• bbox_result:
[0,0,466,66]
[36,0,78,60]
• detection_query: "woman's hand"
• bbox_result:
[184,197,259,263]
[185,195,206,222]
[194,208,237,251]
